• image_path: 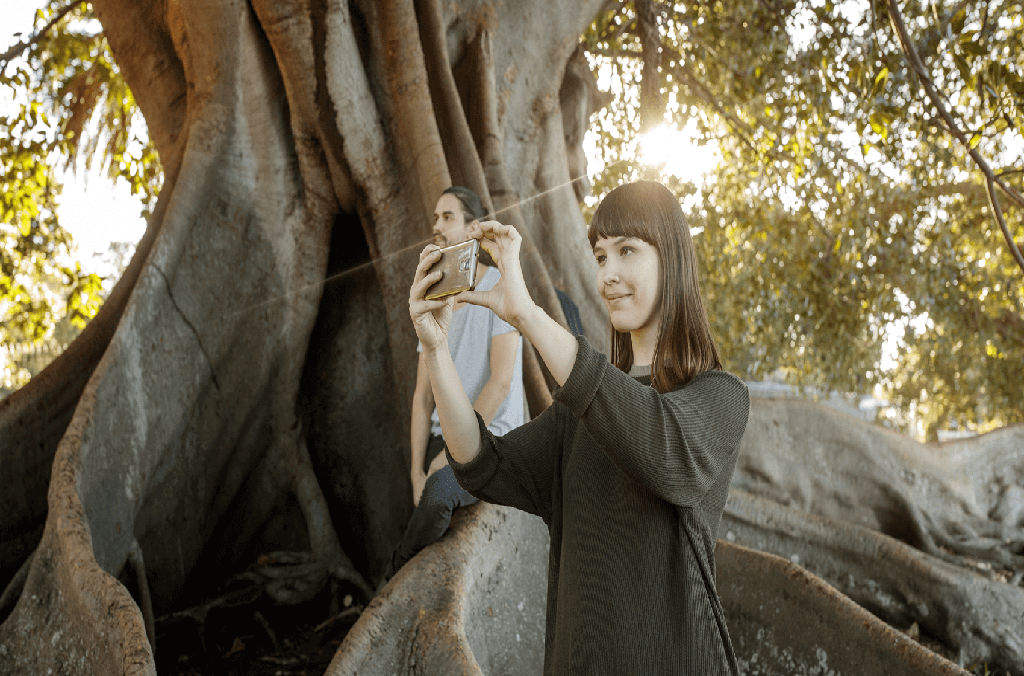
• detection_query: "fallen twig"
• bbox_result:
[314,606,363,633]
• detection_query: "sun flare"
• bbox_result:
[638,123,720,186]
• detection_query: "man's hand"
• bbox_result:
[411,471,427,507]
[427,449,449,477]
[412,452,450,507]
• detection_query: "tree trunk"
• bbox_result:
[0,0,1017,674]
[0,0,603,672]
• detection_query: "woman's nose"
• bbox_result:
[601,261,620,285]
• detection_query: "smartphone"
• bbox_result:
[425,239,480,300]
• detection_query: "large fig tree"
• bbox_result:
[1,0,1022,675]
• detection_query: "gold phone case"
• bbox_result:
[425,239,479,300]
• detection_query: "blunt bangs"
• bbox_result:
[588,195,660,250]
[588,181,689,257]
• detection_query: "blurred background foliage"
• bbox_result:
[2,0,1021,441]
[583,0,1023,440]
[1,0,159,393]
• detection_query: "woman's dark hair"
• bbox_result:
[441,185,494,266]
[588,180,722,392]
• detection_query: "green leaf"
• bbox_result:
[953,53,974,87]
[869,111,888,140]
[968,134,981,149]
[871,67,890,96]
[951,8,967,35]
[960,41,988,56]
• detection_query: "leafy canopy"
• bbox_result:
[2,0,1021,440]
[1,0,160,391]
[583,0,1023,440]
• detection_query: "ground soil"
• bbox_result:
[154,570,364,676]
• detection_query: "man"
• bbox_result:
[380,186,524,586]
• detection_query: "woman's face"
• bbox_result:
[593,235,662,336]
[433,193,471,247]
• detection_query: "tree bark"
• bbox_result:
[733,397,1024,674]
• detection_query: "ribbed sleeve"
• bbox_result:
[447,403,564,524]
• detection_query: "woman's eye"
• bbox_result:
[595,255,605,264]
[620,246,634,256]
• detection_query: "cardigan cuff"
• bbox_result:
[552,334,605,420]
[446,411,501,492]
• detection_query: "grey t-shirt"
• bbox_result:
[628,362,651,377]
[418,265,524,437]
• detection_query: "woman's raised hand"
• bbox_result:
[460,220,535,327]
[409,244,455,352]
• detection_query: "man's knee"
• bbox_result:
[420,470,459,517]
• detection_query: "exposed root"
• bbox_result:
[157,574,264,637]
[255,551,328,605]
[127,539,157,657]
[723,488,1024,675]
[736,399,1024,583]
[314,606,363,633]
[289,431,374,601]
[716,540,969,675]
[155,549,364,660]
[253,610,281,652]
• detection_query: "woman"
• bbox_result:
[381,186,523,585]
[408,181,749,674]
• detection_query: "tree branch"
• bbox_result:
[636,0,663,131]
[587,46,641,59]
[596,0,629,40]
[659,43,764,158]
[886,0,1024,275]
[0,0,85,67]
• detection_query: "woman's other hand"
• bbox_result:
[460,220,535,327]
[410,244,455,352]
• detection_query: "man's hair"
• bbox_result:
[588,180,722,392]
[442,186,488,222]
[441,185,494,267]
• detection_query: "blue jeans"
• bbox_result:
[389,435,479,575]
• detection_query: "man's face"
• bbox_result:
[432,193,471,247]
